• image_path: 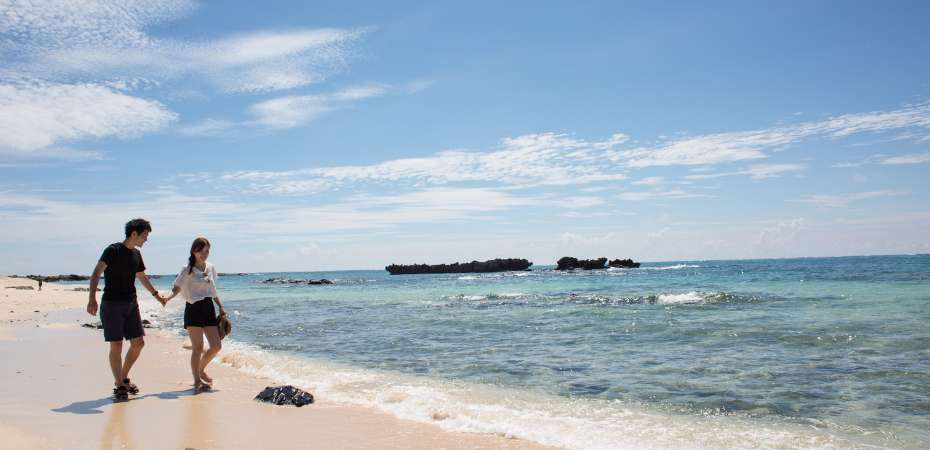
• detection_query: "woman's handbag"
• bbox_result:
[218,314,232,340]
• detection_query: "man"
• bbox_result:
[87,218,165,400]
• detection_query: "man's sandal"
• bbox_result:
[113,385,129,400]
[123,378,139,394]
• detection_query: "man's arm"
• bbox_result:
[87,261,106,316]
[136,272,164,304]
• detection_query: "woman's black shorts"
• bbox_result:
[184,298,218,328]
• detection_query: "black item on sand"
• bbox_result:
[254,385,314,407]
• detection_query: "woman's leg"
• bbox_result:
[200,326,222,383]
[187,326,205,388]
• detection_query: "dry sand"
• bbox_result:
[0,277,554,449]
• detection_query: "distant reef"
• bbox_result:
[556,257,640,270]
[261,278,333,285]
[386,258,533,275]
[13,274,90,282]
[219,273,249,277]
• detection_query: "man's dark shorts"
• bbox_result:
[100,301,145,342]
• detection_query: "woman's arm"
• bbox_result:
[164,285,182,302]
[210,265,224,315]
[213,296,226,316]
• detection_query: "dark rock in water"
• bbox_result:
[72,287,91,292]
[254,385,314,407]
[142,319,153,328]
[608,258,641,268]
[5,286,34,290]
[386,258,533,275]
[261,278,333,285]
[26,274,89,282]
[556,257,608,270]
[557,256,640,270]
[219,272,248,277]
[82,322,104,329]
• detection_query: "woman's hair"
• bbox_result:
[187,237,211,274]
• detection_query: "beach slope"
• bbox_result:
[0,277,551,450]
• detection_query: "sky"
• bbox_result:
[2,0,930,274]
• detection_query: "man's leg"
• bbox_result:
[118,301,146,385]
[119,337,145,381]
[108,341,124,387]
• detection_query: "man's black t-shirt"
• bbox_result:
[99,243,146,302]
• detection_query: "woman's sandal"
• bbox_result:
[123,378,139,395]
[195,383,212,393]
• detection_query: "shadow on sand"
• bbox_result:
[51,388,212,414]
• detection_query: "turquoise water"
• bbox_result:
[150,255,930,449]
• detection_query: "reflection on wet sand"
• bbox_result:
[100,401,132,450]
[181,389,214,449]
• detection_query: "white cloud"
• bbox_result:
[686,163,805,180]
[548,196,606,208]
[245,83,398,129]
[0,82,176,155]
[178,118,236,137]
[646,226,671,240]
[757,218,806,248]
[0,186,538,249]
[404,80,434,93]
[831,161,867,168]
[559,232,616,248]
[2,1,363,93]
[744,163,805,179]
[614,104,930,168]
[332,84,389,100]
[619,130,774,167]
[217,133,631,193]
[0,0,195,50]
[617,189,710,201]
[631,176,665,186]
[249,95,331,129]
[800,190,906,208]
[814,106,930,137]
[880,151,930,165]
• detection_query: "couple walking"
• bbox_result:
[86,218,227,400]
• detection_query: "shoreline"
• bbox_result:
[0,277,552,450]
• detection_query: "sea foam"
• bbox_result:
[208,338,852,450]
[657,292,705,304]
[645,264,701,270]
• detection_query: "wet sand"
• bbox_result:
[0,277,553,450]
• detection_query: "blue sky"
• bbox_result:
[2,0,930,274]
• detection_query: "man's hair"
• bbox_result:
[124,218,152,238]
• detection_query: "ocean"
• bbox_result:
[145,255,930,449]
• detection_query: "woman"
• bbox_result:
[164,237,225,391]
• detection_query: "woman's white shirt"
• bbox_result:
[173,262,218,304]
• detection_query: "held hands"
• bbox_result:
[155,290,180,307]
[153,291,169,307]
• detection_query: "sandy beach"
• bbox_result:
[0,277,553,450]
